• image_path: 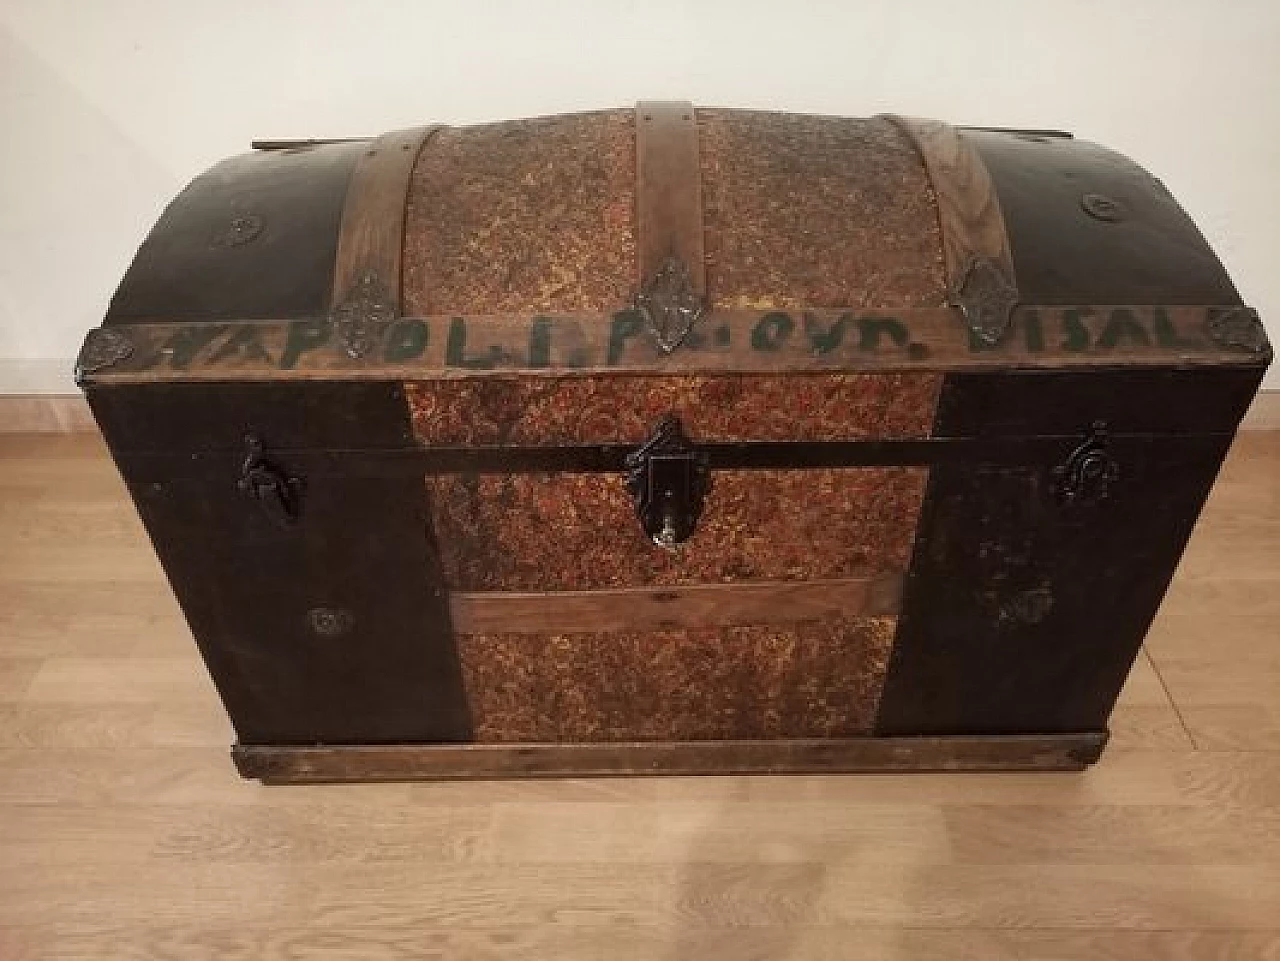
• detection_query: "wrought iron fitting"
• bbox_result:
[74,327,135,384]
[633,255,706,353]
[954,256,1019,346]
[331,270,396,359]
[1052,421,1119,507]
[210,213,264,248]
[237,434,304,526]
[1080,193,1126,223]
[1206,307,1268,354]
[624,414,710,548]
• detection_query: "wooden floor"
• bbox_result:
[1,431,1278,960]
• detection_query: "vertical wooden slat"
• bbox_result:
[634,101,705,296]
[885,116,1017,299]
[330,124,444,313]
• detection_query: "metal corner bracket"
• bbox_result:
[954,256,1019,346]
[632,255,706,354]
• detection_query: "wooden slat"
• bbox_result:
[448,574,902,634]
[634,101,705,296]
[74,305,1267,385]
[329,124,443,313]
[233,734,1107,782]
[887,115,1017,299]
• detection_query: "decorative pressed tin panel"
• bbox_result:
[457,618,897,742]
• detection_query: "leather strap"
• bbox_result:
[329,124,444,356]
[634,102,706,351]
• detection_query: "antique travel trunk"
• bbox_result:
[77,103,1270,782]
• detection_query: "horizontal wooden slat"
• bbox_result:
[233,733,1107,782]
[75,305,1268,385]
[448,574,903,634]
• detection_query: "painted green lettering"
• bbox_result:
[209,325,272,364]
[751,312,794,350]
[607,310,644,365]
[857,316,909,350]
[803,312,851,354]
[280,318,332,369]
[1153,307,1199,348]
[1098,308,1152,348]
[164,325,225,369]
[1061,308,1094,352]
[528,317,553,368]
[384,319,429,362]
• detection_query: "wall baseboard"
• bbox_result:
[0,395,95,432]
[3,390,1280,434]
[1239,389,1280,430]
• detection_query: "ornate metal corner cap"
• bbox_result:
[1206,307,1269,355]
[633,255,706,354]
[74,327,135,385]
[953,256,1019,347]
[331,270,396,359]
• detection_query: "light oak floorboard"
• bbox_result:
[0,430,1277,959]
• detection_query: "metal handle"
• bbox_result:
[237,434,303,525]
[1052,421,1119,506]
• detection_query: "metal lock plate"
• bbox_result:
[624,415,710,548]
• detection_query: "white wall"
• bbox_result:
[2,0,1277,391]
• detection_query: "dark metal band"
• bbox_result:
[112,432,1231,481]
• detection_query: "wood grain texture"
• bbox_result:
[2,430,1280,957]
[0,396,95,433]
[75,305,1270,385]
[635,101,704,295]
[16,393,1280,436]
[233,733,1104,781]
[448,575,903,634]
[887,116,1017,298]
[330,125,441,312]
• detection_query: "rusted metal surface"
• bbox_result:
[427,467,927,591]
[456,617,896,742]
[699,110,947,310]
[402,110,636,315]
[406,372,941,445]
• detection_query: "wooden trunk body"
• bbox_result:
[78,105,1270,781]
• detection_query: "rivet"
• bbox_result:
[308,608,354,638]
[1081,193,1125,223]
